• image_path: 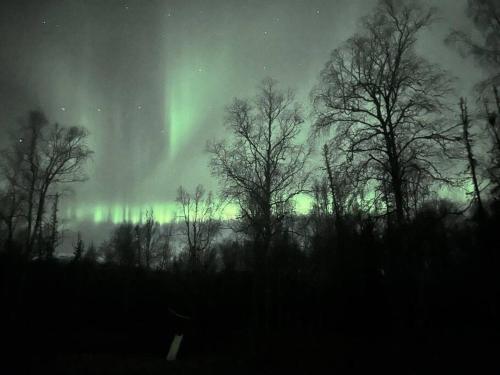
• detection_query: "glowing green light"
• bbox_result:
[68,200,241,225]
[166,66,198,161]
[293,194,313,215]
[67,182,475,227]
[93,205,105,223]
[438,182,472,203]
[111,205,122,224]
[75,206,85,221]
[220,203,239,220]
[168,96,195,160]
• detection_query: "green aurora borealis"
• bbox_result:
[0,0,484,226]
[64,197,314,225]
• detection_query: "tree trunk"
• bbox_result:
[461,98,484,215]
[392,171,405,225]
[32,184,49,257]
[323,145,343,230]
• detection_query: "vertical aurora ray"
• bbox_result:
[163,43,218,164]
[166,74,197,161]
[163,12,200,163]
[65,200,244,225]
[162,6,234,164]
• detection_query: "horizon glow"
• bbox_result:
[64,194,315,225]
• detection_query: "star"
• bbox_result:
[316,9,320,15]
[19,138,24,143]
[197,67,204,73]
[97,108,102,112]
[264,31,268,35]
[124,5,129,11]
[60,107,66,112]
[137,105,142,110]
[42,19,47,25]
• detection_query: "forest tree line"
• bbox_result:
[0,0,500,367]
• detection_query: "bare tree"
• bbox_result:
[32,124,92,256]
[133,208,161,269]
[1,111,93,257]
[15,111,47,253]
[460,98,485,214]
[0,152,26,251]
[43,192,62,258]
[323,144,343,226]
[403,165,435,217]
[209,78,310,347]
[156,224,174,271]
[446,0,500,89]
[209,77,310,255]
[321,143,364,225]
[312,0,456,226]
[311,178,331,222]
[483,87,500,196]
[176,184,221,270]
[141,209,157,269]
[446,1,500,198]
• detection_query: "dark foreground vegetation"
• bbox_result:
[2,0,500,373]
[1,203,500,374]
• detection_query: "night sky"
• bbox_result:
[0,0,484,225]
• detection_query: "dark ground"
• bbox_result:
[1,210,500,374]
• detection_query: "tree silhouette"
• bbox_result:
[446,1,500,200]
[43,192,61,258]
[209,78,310,349]
[105,223,136,267]
[0,110,92,256]
[156,224,174,271]
[82,241,97,263]
[209,77,310,255]
[485,87,500,197]
[459,98,485,215]
[176,185,221,271]
[140,209,157,269]
[0,152,25,251]
[446,0,500,90]
[312,0,456,226]
[72,232,85,262]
